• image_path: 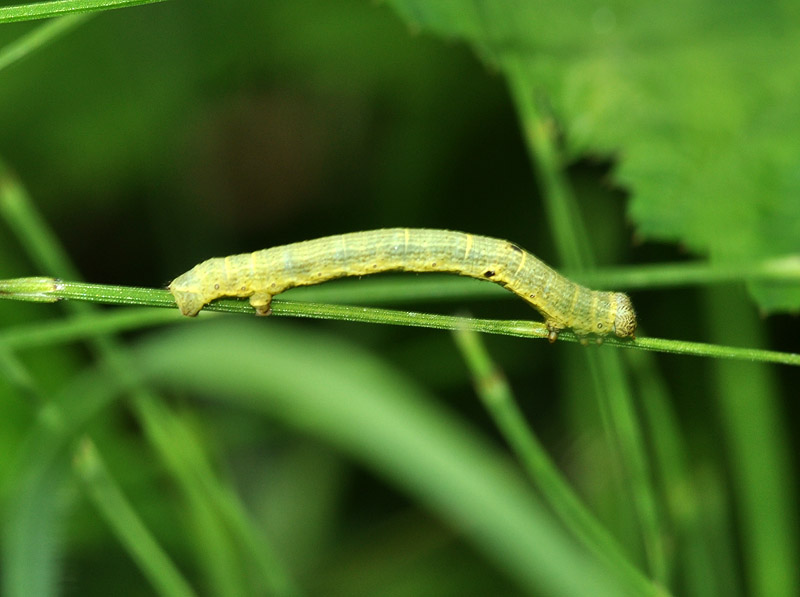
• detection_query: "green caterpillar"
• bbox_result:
[169,228,637,341]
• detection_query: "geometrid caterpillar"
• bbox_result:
[169,228,637,342]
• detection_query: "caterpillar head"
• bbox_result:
[612,292,637,338]
[169,282,206,317]
[169,265,217,317]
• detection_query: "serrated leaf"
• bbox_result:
[385,0,800,312]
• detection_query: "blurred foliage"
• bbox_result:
[389,0,800,311]
[1,1,800,596]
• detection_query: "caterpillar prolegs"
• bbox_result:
[169,228,637,342]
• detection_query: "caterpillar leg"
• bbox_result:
[249,292,274,316]
[546,321,564,343]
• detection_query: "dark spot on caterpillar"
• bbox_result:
[240,285,247,291]
[509,243,523,253]
[597,323,604,330]
[484,270,495,278]
[214,283,220,290]
[431,261,437,267]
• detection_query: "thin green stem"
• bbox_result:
[626,348,725,597]
[1,278,798,366]
[706,289,800,597]
[74,439,198,597]
[0,0,166,23]
[505,58,591,270]
[452,327,661,596]
[580,256,800,289]
[504,56,668,583]
[0,14,89,72]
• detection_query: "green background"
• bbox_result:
[1,1,799,596]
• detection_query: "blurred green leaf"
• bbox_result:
[384,0,800,311]
[135,319,641,596]
[0,0,166,24]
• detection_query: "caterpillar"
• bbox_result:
[169,228,637,342]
